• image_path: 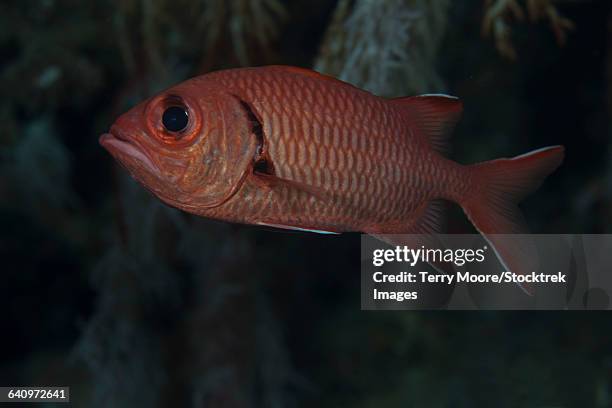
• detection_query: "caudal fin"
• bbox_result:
[461,146,564,295]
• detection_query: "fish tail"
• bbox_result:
[460,145,564,294]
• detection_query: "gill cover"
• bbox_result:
[178,93,258,209]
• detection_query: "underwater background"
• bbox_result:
[1,0,611,406]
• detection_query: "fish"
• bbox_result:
[100,65,564,294]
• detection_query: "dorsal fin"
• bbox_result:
[390,94,463,155]
[270,65,341,82]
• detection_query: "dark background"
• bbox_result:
[1,0,611,406]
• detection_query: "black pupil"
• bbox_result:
[162,106,188,132]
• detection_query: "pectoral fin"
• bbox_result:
[251,172,342,234]
[252,171,330,202]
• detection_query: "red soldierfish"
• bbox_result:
[100,66,564,294]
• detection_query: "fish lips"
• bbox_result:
[99,131,160,177]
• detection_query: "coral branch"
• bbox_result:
[482,0,575,59]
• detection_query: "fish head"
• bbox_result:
[99,78,259,212]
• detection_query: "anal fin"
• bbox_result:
[408,199,445,235]
[369,199,445,236]
[370,200,454,275]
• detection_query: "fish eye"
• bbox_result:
[162,106,189,132]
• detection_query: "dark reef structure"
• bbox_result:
[0,0,611,407]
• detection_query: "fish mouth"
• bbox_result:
[99,130,159,176]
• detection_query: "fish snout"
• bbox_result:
[99,120,160,177]
[109,122,135,142]
[98,123,135,150]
